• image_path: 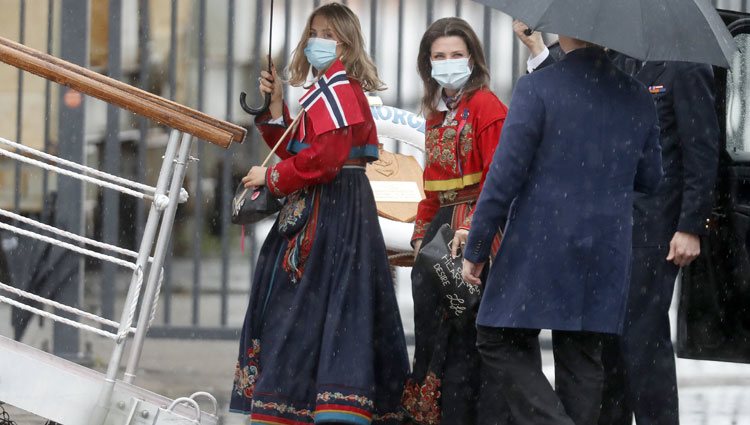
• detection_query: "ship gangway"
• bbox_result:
[0,35,246,425]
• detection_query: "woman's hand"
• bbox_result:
[259,62,284,119]
[450,229,469,258]
[242,166,268,188]
[413,239,423,261]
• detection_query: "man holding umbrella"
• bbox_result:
[464,1,734,424]
[512,9,723,425]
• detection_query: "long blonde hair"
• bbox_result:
[288,2,385,92]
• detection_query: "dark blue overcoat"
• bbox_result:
[464,48,663,334]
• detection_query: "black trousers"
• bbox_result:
[599,246,680,425]
[476,326,606,425]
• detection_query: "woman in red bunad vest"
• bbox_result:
[229,3,409,424]
[401,17,510,425]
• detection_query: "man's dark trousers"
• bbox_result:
[599,247,680,425]
[477,326,606,425]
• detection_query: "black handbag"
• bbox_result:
[231,112,303,225]
[231,185,283,225]
[414,224,482,324]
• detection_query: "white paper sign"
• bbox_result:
[370,181,423,203]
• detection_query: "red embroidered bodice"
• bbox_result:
[412,88,508,243]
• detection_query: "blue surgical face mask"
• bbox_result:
[304,37,338,71]
[431,58,472,91]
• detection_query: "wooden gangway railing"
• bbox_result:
[0,36,246,148]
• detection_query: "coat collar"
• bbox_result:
[563,46,609,62]
[636,61,667,87]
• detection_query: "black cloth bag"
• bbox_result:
[414,223,482,325]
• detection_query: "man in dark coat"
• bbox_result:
[515,23,721,425]
[463,35,663,425]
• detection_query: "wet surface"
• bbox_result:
[1,264,748,424]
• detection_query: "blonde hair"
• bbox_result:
[288,2,385,92]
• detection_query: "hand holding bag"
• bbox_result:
[231,112,303,225]
[414,224,482,325]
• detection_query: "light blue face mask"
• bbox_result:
[304,37,338,71]
[431,58,472,91]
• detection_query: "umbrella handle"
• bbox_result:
[240,91,271,116]
[241,0,274,116]
[524,28,534,36]
[241,56,273,116]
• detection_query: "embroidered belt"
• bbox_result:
[438,185,481,206]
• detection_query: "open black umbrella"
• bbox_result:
[474,0,737,67]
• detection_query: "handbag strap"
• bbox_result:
[259,111,304,167]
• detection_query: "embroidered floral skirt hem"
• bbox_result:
[230,168,409,425]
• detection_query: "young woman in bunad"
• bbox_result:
[230,3,409,424]
[401,17,510,425]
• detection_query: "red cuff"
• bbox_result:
[411,219,430,244]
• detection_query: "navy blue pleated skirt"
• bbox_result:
[230,167,409,425]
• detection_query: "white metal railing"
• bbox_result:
[0,128,200,424]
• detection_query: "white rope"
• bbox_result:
[0,292,119,340]
[147,267,165,328]
[0,221,137,270]
[0,148,150,200]
[0,136,155,194]
[121,266,146,335]
[0,282,136,335]
[0,208,152,262]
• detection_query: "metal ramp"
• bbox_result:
[0,36,246,424]
[0,334,218,425]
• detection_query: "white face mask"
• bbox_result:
[431,58,472,91]
[304,37,338,70]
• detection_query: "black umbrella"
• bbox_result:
[474,0,737,67]
[240,0,274,115]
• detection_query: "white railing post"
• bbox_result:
[123,132,194,384]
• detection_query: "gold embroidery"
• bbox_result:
[425,124,474,174]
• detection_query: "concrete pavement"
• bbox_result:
[1,263,749,424]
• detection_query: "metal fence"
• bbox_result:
[1,0,748,351]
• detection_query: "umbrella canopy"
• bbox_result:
[474,0,737,67]
[1,194,77,340]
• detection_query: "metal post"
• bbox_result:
[396,0,404,110]
[283,0,291,104]
[123,133,194,384]
[455,0,462,17]
[221,0,236,327]
[192,0,207,326]
[88,130,182,425]
[42,0,53,199]
[483,6,492,73]
[247,0,267,284]
[370,0,378,59]
[13,0,25,214]
[54,0,88,360]
[101,0,122,321]
[136,0,151,243]
[426,0,433,27]
[163,0,178,325]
